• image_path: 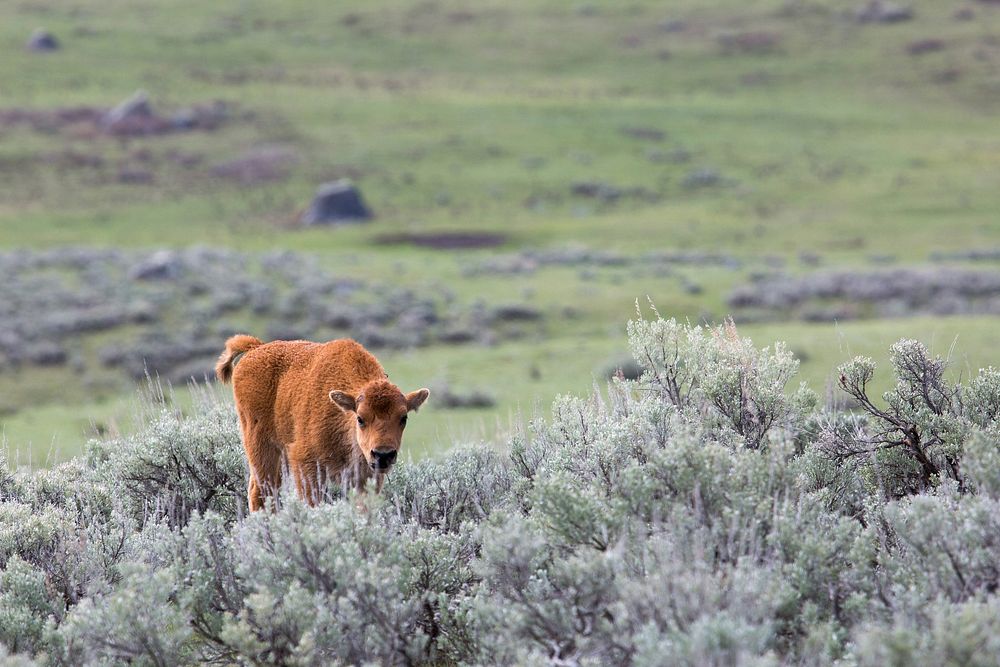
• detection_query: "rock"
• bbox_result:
[26,28,59,52]
[129,250,182,281]
[300,180,373,225]
[103,90,154,130]
[855,1,913,23]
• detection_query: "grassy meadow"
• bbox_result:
[2,0,999,463]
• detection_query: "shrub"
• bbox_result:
[0,558,57,655]
[853,597,1000,667]
[876,483,1000,607]
[822,340,1000,497]
[89,395,246,527]
[382,445,514,532]
[55,567,192,667]
[627,306,815,449]
[696,320,815,449]
[626,309,702,408]
[1,312,1000,664]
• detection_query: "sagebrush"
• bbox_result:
[2,311,1000,665]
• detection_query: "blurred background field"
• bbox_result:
[1,0,999,463]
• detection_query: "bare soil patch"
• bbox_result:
[373,231,508,250]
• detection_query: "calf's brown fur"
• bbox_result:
[216,335,429,511]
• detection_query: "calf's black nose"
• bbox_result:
[372,448,397,470]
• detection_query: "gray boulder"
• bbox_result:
[26,28,59,52]
[300,180,373,225]
[103,90,164,134]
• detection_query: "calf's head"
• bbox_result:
[329,379,429,474]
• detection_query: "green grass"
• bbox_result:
[6,314,999,466]
[2,0,998,256]
[2,0,1000,462]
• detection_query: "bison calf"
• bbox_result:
[216,335,429,511]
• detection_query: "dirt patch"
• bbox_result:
[373,231,508,250]
[0,106,103,133]
[907,38,946,55]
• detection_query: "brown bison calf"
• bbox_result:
[216,335,429,511]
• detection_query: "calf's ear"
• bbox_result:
[405,388,430,412]
[329,390,357,412]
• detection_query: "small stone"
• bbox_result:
[104,90,153,128]
[26,28,59,52]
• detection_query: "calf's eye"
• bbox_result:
[357,416,366,428]
[400,415,408,427]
